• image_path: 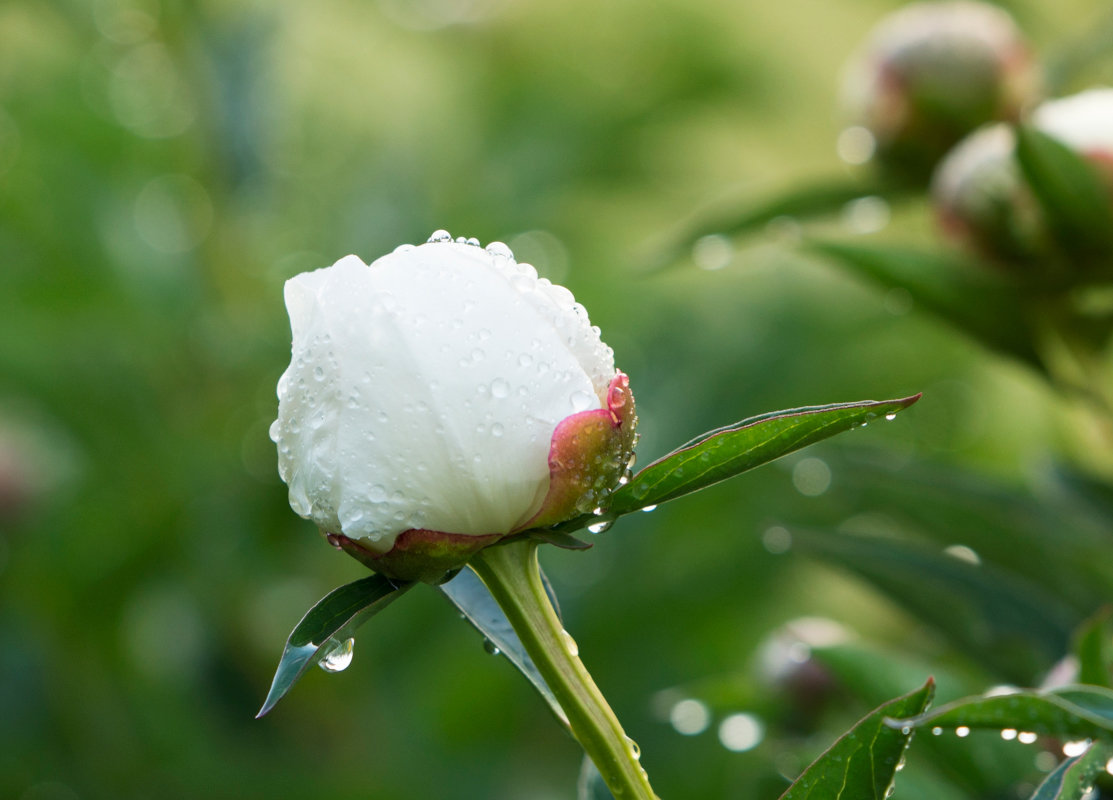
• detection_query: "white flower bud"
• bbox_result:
[270,233,637,582]
[1033,87,1113,164]
[842,1,1039,177]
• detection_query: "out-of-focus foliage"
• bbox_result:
[2,0,1112,798]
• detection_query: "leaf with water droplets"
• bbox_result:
[894,685,1113,741]
[1028,739,1113,800]
[780,678,934,800]
[607,395,920,515]
[437,566,568,726]
[256,574,414,718]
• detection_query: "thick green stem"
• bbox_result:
[469,539,659,800]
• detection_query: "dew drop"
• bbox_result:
[490,378,510,399]
[485,241,514,260]
[1001,729,1017,740]
[569,390,594,412]
[325,532,344,549]
[1018,731,1038,744]
[427,229,452,243]
[313,366,325,381]
[955,726,970,738]
[931,726,943,736]
[483,639,501,656]
[885,413,897,421]
[318,637,355,673]
[368,484,387,503]
[392,243,415,254]
[587,520,613,534]
[625,736,642,761]
[561,629,579,657]
[900,726,911,735]
[641,504,657,513]
[491,422,504,438]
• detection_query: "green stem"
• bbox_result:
[469,539,659,800]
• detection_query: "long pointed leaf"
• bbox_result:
[438,566,568,726]
[807,240,1042,367]
[608,395,919,514]
[780,678,935,800]
[257,575,414,718]
[1029,740,1113,800]
[897,685,1113,741]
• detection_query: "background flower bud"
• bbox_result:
[842,1,1040,178]
[932,88,1113,271]
[270,233,637,583]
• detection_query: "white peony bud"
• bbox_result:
[270,232,637,583]
[842,0,1039,177]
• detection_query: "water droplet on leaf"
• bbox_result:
[318,637,354,673]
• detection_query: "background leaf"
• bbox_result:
[257,575,414,717]
[780,678,935,800]
[1073,608,1113,689]
[788,526,1079,684]
[608,395,919,514]
[806,241,1042,367]
[577,756,616,800]
[1014,125,1113,263]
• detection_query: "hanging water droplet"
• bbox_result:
[318,637,355,673]
[1018,731,1038,744]
[885,413,897,421]
[641,504,658,513]
[955,726,971,738]
[325,532,344,549]
[560,629,579,657]
[483,639,501,656]
[587,519,613,534]
[1001,728,1018,740]
[428,229,452,243]
[900,726,911,735]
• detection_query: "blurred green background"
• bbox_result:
[3,1,1111,798]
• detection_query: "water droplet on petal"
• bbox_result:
[490,378,510,399]
[318,637,354,673]
[491,422,504,438]
[569,390,594,412]
[313,366,325,381]
[485,241,514,260]
[368,484,387,503]
[428,229,452,243]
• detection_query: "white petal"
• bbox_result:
[1034,88,1113,155]
[272,240,617,552]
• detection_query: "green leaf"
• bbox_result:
[256,575,414,718]
[780,678,935,800]
[790,528,1076,684]
[1074,608,1113,689]
[1014,125,1113,260]
[607,395,920,514]
[1029,740,1113,800]
[806,240,1042,367]
[898,685,1113,741]
[438,566,567,726]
